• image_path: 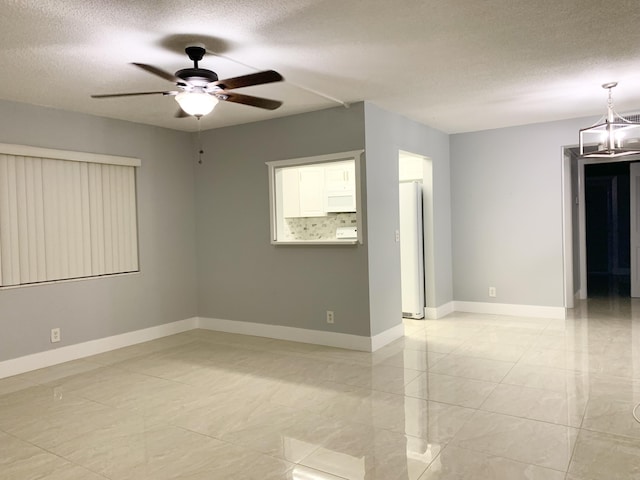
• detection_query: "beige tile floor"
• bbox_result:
[2,298,640,479]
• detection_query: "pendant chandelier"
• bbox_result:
[579,82,640,158]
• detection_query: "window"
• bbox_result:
[266,150,363,245]
[0,143,140,287]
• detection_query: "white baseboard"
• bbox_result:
[424,302,455,319]
[0,301,567,380]
[370,323,405,352]
[0,317,198,380]
[0,315,406,379]
[453,301,566,319]
[197,317,400,352]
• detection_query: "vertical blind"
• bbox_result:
[0,151,139,287]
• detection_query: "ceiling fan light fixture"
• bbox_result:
[91,46,284,117]
[579,82,640,158]
[175,91,218,117]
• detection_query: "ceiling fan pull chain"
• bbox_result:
[197,117,204,165]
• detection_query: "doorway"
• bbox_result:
[563,148,640,303]
[398,151,434,318]
[584,162,630,297]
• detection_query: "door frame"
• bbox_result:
[629,163,640,297]
[398,150,434,314]
[564,148,639,301]
[562,148,575,307]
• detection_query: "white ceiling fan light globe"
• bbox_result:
[175,91,219,117]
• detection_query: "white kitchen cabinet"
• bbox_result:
[281,161,355,218]
[282,167,301,217]
[324,161,356,212]
[298,167,327,217]
[282,165,327,217]
[324,161,355,191]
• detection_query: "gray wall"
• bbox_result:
[195,104,372,336]
[450,116,596,307]
[2,94,600,364]
[364,103,452,334]
[0,100,198,362]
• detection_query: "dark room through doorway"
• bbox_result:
[585,161,631,297]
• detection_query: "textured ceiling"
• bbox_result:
[2,0,640,133]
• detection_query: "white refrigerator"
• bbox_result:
[399,181,425,319]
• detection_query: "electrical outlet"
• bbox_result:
[326,311,335,324]
[488,287,497,298]
[50,328,61,343]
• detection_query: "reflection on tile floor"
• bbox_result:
[3,297,640,478]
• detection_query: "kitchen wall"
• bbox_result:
[195,104,372,336]
[283,213,357,241]
[363,103,452,335]
[0,100,198,362]
[450,115,597,307]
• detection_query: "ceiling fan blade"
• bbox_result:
[214,70,283,90]
[219,92,282,110]
[132,63,188,85]
[91,91,176,98]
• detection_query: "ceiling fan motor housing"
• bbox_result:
[177,45,218,86]
[175,68,218,85]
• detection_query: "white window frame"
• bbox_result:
[266,150,364,245]
[0,143,140,288]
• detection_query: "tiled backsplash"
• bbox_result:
[283,213,357,241]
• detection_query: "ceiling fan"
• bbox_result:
[91,45,284,118]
